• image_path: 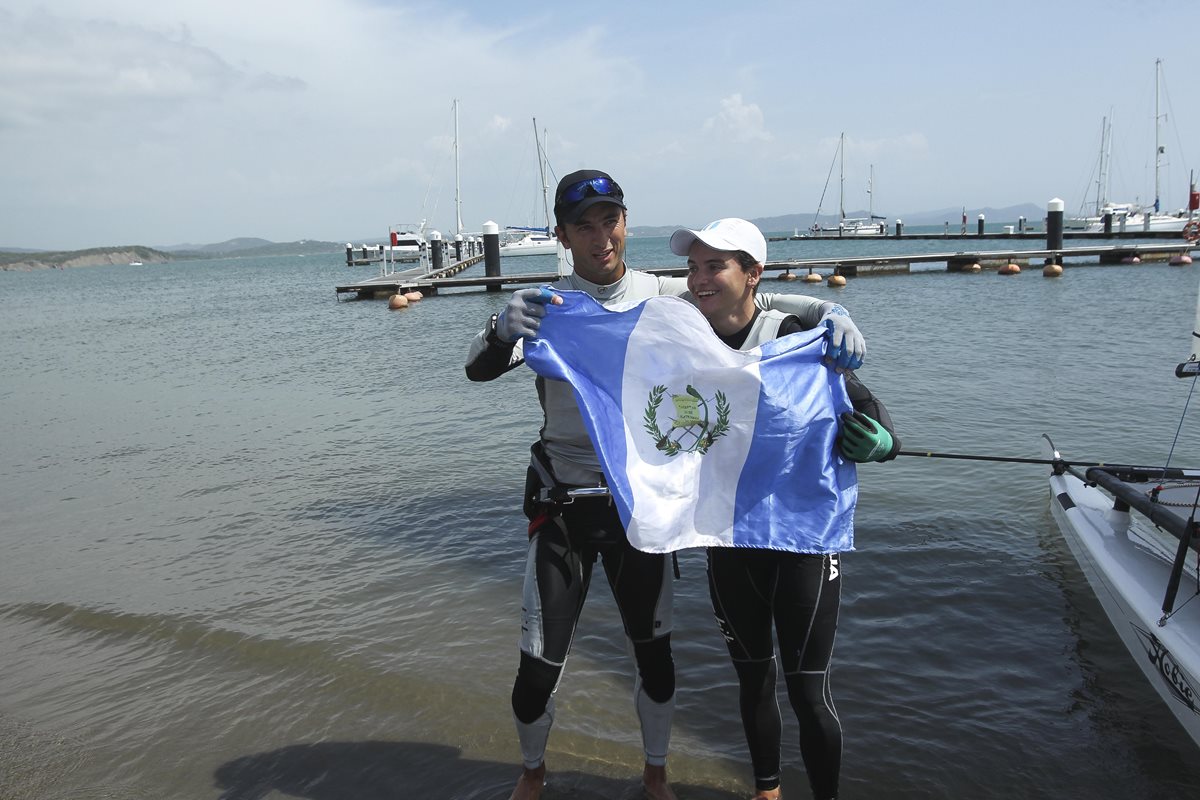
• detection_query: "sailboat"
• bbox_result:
[500,119,558,257]
[372,99,464,274]
[1045,279,1200,748]
[814,133,887,237]
[1071,60,1197,234]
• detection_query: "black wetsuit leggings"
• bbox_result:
[511,497,675,726]
[707,547,842,800]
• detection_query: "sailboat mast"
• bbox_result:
[454,99,463,236]
[533,118,551,234]
[868,164,874,220]
[1095,114,1111,216]
[838,132,845,222]
[1154,58,1163,214]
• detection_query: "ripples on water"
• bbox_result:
[2,243,1200,798]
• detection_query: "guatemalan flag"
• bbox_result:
[523,291,858,554]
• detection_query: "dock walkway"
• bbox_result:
[335,242,1198,300]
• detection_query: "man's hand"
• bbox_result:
[819,304,864,372]
[495,287,561,342]
[837,411,895,463]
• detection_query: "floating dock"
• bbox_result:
[336,242,1197,300]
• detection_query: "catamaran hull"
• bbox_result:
[1050,471,1200,748]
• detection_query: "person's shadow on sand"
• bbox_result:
[213,740,743,799]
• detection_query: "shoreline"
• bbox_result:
[0,248,171,272]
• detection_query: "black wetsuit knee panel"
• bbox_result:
[512,651,561,724]
[632,636,675,703]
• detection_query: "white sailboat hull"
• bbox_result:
[499,234,558,257]
[1079,213,1194,234]
[1050,470,1200,747]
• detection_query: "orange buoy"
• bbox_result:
[1042,263,1063,277]
[778,271,797,281]
[1120,255,1141,264]
[1169,253,1193,266]
[404,291,423,302]
[827,274,846,287]
[967,263,982,272]
[998,263,1021,275]
[388,293,409,310]
[802,271,823,283]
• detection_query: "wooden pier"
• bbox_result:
[768,225,1194,243]
[336,241,1197,300]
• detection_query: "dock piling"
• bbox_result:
[1047,198,1064,263]
[430,231,444,273]
[483,221,502,292]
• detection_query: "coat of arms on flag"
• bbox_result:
[644,384,731,456]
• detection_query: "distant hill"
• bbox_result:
[0,238,349,270]
[0,245,174,271]
[630,203,1048,237]
[895,203,1047,227]
[160,238,346,257]
[158,237,276,254]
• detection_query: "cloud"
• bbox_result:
[0,8,304,129]
[702,94,773,144]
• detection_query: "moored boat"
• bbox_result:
[809,133,887,237]
[501,118,561,258]
[499,228,557,257]
[1045,272,1200,748]
[1069,60,1197,234]
[1048,454,1200,747]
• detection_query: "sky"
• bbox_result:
[1,0,1197,250]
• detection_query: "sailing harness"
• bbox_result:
[524,442,680,578]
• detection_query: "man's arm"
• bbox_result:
[754,292,826,327]
[465,287,562,381]
[756,295,865,371]
[465,315,525,381]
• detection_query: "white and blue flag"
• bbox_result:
[523,291,857,554]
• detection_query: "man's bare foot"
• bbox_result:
[642,762,678,800]
[508,763,546,800]
[751,788,782,800]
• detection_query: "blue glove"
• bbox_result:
[495,287,559,342]
[819,304,865,372]
[837,411,894,462]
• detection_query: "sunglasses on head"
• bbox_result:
[558,176,621,204]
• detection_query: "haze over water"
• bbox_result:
[3,236,1200,799]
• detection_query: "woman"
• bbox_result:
[669,218,899,800]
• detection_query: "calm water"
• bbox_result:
[3,237,1200,799]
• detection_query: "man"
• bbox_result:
[464,170,867,800]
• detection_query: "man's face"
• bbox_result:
[556,203,626,285]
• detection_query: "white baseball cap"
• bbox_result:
[669,217,767,265]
